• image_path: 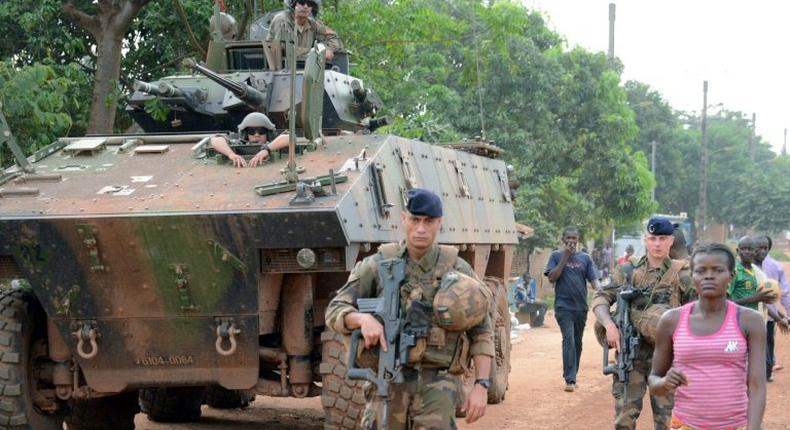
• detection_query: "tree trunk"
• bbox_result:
[88,34,124,134]
[62,0,151,134]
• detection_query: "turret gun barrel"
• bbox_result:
[133,80,163,96]
[183,58,267,110]
[158,82,187,98]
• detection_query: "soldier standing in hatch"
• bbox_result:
[592,217,695,430]
[325,188,494,429]
[263,0,341,70]
[210,112,289,168]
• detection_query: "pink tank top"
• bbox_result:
[671,300,748,429]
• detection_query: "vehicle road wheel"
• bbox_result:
[319,331,366,430]
[204,386,255,409]
[139,386,206,422]
[0,287,66,430]
[65,391,138,430]
[484,277,511,404]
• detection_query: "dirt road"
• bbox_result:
[136,308,790,430]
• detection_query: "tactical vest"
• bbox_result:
[377,243,471,374]
[629,259,686,308]
[629,259,686,343]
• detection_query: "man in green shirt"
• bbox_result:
[728,236,778,311]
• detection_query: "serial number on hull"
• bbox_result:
[135,355,195,366]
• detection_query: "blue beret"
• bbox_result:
[406,188,443,217]
[646,217,674,236]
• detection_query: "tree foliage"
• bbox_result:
[3,0,786,240]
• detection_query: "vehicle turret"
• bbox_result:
[126,8,385,136]
[182,58,268,111]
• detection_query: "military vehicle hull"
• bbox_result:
[0,132,516,428]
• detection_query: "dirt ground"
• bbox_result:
[136,313,790,430]
[137,269,790,430]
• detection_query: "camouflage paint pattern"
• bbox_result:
[0,131,516,394]
[360,368,459,430]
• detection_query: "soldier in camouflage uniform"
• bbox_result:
[592,217,695,430]
[325,188,494,429]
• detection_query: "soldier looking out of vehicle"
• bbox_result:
[210,112,289,168]
[263,0,341,70]
[592,217,695,430]
[325,188,494,429]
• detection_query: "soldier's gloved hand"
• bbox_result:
[605,322,620,351]
[359,314,387,352]
[229,153,247,168]
[249,149,270,167]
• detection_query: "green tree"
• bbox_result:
[625,80,699,215]
[0,62,90,165]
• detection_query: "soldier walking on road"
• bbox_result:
[592,217,695,430]
[544,226,599,392]
[325,188,494,429]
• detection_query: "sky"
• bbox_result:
[520,0,789,154]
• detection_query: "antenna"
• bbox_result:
[472,12,486,141]
[285,6,299,183]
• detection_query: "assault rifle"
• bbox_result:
[602,285,642,387]
[347,258,430,429]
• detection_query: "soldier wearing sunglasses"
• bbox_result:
[210,112,289,168]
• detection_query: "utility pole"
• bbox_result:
[698,81,708,240]
[608,3,616,66]
[651,140,656,201]
[748,113,756,161]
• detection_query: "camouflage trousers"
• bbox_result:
[612,344,674,430]
[361,367,458,430]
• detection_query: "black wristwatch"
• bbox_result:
[260,143,271,153]
[474,378,491,389]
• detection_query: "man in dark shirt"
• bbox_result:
[544,226,599,392]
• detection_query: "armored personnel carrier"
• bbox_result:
[0,6,516,430]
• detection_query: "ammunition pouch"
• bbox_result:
[404,300,432,366]
[419,328,469,375]
[404,300,432,339]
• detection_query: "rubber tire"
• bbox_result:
[319,331,366,430]
[139,386,206,423]
[65,391,139,430]
[485,277,511,404]
[204,386,255,409]
[0,288,65,430]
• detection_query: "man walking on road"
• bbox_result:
[755,236,790,379]
[545,226,599,392]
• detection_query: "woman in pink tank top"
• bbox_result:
[648,243,766,430]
